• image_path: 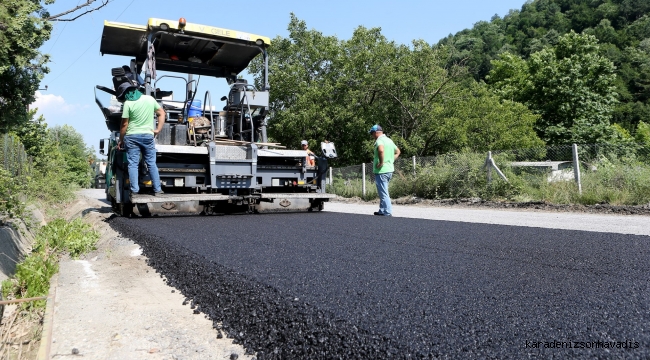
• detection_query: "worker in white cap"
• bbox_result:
[301,140,316,167]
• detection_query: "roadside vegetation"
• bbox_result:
[258,1,650,207]
[2,219,99,310]
[0,119,99,358]
[330,143,650,206]
[1,111,99,303]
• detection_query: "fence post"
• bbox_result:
[572,143,582,195]
[2,134,6,171]
[412,156,416,176]
[362,163,366,199]
[329,167,333,186]
[9,135,14,176]
[486,151,493,184]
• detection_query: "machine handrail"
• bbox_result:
[153,75,196,122]
[203,91,215,141]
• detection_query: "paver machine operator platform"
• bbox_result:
[95,18,338,217]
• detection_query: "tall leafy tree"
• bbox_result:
[14,110,49,158]
[489,32,618,144]
[253,16,543,164]
[434,82,544,153]
[0,0,111,132]
[439,0,650,134]
[250,14,357,161]
[0,0,52,132]
[48,125,94,187]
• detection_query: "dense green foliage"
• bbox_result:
[252,15,543,165]
[1,0,110,132]
[47,125,95,188]
[35,218,99,258]
[0,0,52,132]
[330,146,650,206]
[0,116,92,220]
[0,167,24,218]
[439,0,650,136]
[488,32,619,144]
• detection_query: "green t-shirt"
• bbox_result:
[373,134,398,174]
[122,95,161,135]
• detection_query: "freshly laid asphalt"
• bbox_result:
[108,210,650,359]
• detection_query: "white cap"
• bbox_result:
[301,140,308,145]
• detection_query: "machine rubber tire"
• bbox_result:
[0,292,4,325]
[119,203,134,218]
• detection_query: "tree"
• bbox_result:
[0,0,51,132]
[48,125,94,187]
[489,31,618,144]
[250,14,347,156]
[438,0,650,133]
[0,0,111,132]
[14,110,49,158]
[252,16,543,165]
[433,82,544,153]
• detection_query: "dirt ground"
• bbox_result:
[45,193,251,360]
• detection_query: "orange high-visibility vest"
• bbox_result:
[306,150,315,166]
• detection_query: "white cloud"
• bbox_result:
[30,91,81,116]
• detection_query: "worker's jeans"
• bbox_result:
[375,172,393,215]
[124,134,162,193]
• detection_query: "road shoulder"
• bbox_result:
[48,192,250,360]
[327,200,650,236]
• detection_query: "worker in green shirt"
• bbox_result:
[369,124,400,216]
[116,82,166,196]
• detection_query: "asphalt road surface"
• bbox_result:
[107,205,650,359]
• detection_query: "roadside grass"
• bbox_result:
[25,169,76,207]
[1,142,90,310]
[329,177,378,200]
[0,208,98,359]
[2,218,99,311]
[330,151,650,206]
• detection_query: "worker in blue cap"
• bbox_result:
[369,125,400,216]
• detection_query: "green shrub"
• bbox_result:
[26,170,76,205]
[0,168,25,219]
[14,252,58,309]
[391,151,518,200]
[2,279,14,298]
[36,218,99,259]
[3,217,99,309]
[331,148,650,205]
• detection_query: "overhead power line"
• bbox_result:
[47,0,137,85]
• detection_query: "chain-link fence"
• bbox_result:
[328,143,650,204]
[0,134,33,178]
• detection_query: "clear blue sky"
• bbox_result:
[33,0,527,157]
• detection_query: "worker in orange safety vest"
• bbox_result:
[301,140,316,167]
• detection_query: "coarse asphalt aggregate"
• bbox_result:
[108,211,650,359]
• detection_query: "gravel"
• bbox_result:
[108,211,650,359]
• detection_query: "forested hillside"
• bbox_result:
[439,0,650,133]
